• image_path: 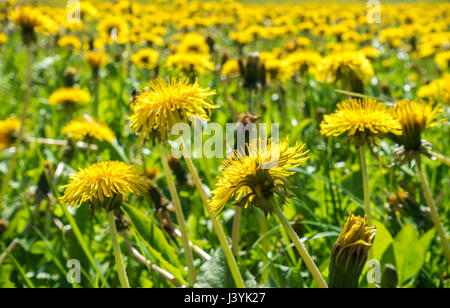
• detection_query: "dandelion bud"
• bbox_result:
[328,214,376,288]
[0,218,9,235]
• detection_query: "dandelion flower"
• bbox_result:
[328,214,376,288]
[417,74,450,106]
[320,98,402,146]
[166,53,215,75]
[389,99,444,158]
[48,87,91,108]
[58,35,81,51]
[62,118,115,143]
[130,78,218,141]
[0,118,20,150]
[85,50,108,70]
[132,48,159,70]
[0,33,8,45]
[209,138,310,217]
[9,6,44,42]
[61,161,148,211]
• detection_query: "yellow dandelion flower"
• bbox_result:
[316,52,374,84]
[221,59,240,78]
[132,48,159,70]
[166,53,215,75]
[130,78,218,141]
[418,74,450,106]
[389,99,444,153]
[284,50,322,75]
[48,87,91,108]
[176,32,209,55]
[209,138,310,217]
[58,35,81,51]
[62,118,115,143]
[0,33,8,45]
[320,98,402,146]
[85,50,108,69]
[435,50,450,70]
[97,17,129,45]
[61,161,149,211]
[9,6,44,31]
[0,118,20,150]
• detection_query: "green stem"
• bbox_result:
[182,149,245,288]
[0,45,33,209]
[108,211,130,288]
[159,143,196,286]
[231,207,242,256]
[416,158,450,265]
[273,203,328,288]
[358,145,372,225]
[429,150,450,167]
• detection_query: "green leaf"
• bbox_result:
[393,224,424,286]
[194,248,256,288]
[372,220,393,261]
[267,264,304,288]
[122,203,181,268]
[420,229,435,253]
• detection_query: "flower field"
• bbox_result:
[0,0,449,289]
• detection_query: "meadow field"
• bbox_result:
[0,0,449,289]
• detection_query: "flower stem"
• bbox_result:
[181,149,245,288]
[273,203,328,288]
[416,158,450,264]
[0,45,33,209]
[107,211,130,288]
[231,207,242,256]
[159,143,196,286]
[429,150,450,167]
[358,145,372,225]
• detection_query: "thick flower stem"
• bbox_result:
[429,150,450,167]
[358,145,372,226]
[159,143,196,286]
[108,211,130,288]
[273,203,328,288]
[0,46,33,209]
[416,159,450,264]
[231,207,242,256]
[182,150,246,288]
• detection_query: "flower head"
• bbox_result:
[328,214,376,288]
[166,53,215,75]
[62,118,115,143]
[58,35,81,51]
[130,78,218,141]
[48,87,91,109]
[0,118,20,150]
[132,48,159,70]
[0,33,8,45]
[389,99,444,160]
[10,6,44,43]
[209,138,309,217]
[85,51,108,70]
[417,74,450,106]
[61,161,148,212]
[320,98,402,146]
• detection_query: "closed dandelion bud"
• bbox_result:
[380,264,398,288]
[36,161,54,202]
[167,155,187,186]
[328,214,376,288]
